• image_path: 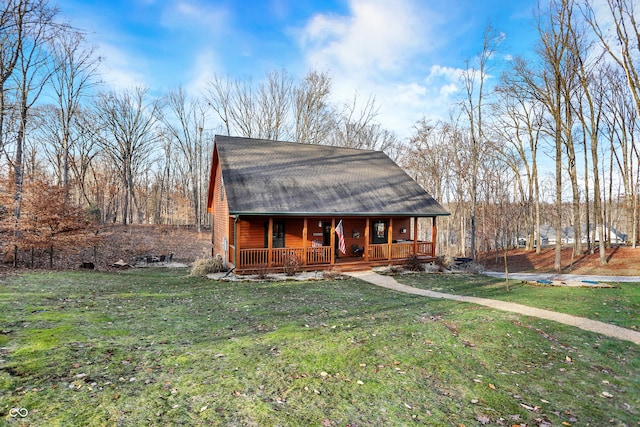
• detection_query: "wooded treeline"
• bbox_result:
[0,0,639,271]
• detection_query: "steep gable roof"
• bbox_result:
[212,135,449,217]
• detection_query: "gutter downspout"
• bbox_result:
[234,215,239,270]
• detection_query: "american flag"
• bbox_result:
[335,220,346,255]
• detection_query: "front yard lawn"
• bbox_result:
[394,272,640,330]
[1,269,638,426]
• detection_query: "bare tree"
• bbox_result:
[570,25,608,263]
[328,93,398,153]
[460,25,503,260]
[9,0,57,265]
[161,87,207,231]
[69,108,102,207]
[204,69,294,139]
[583,0,640,119]
[602,65,639,246]
[403,118,462,256]
[554,1,585,257]
[256,69,293,140]
[491,88,544,252]
[511,0,577,271]
[94,87,161,225]
[48,28,101,187]
[404,119,451,202]
[0,0,31,157]
[294,70,334,145]
[204,74,233,136]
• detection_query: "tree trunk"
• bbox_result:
[554,101,563,273]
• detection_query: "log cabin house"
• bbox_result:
[207,135,449,273]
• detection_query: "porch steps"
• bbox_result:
[334,263,375,272]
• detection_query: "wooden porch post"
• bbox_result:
[413,217,418,255]
[432,216,437,257]
[302,218,308,266]
[387,217,393,261]
[267,217,273,267]
[330,218,336,266]
[364,217,370,261]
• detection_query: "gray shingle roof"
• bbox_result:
[215,135,449,217]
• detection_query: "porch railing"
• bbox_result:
[368,244,389,260]
[391,242,414,259]
[239,248,269,267]
[236,241,434,270]
[238,246,332,269]
[417,242,434,256]
[306,246,332,264]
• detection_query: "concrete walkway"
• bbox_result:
[346,271,640,346]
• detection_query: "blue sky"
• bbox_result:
[57,0,541,138]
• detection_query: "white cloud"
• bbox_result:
[159,1,229,31]
[427,64,463,82]
[96,43,148,90]
[295,0,461,139]
[184,48,221,97]
[299,0,435,78]
[439,83,458,96]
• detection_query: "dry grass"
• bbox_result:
[190,255,226,277]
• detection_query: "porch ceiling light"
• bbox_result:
[318,220,322,227]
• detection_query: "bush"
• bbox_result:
[250,265,270,280]
[190,255,226,277]
[402,255,424,272]
[283,251,302,276]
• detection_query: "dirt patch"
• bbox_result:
[478,246,640,275]
[1,224,212,271]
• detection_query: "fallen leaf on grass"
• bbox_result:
[601,391,613,398]
[489,384,496,390]
[476,415,490,424]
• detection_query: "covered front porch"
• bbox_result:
[227,215,438,273]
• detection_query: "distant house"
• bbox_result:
[206,135,449,273]
[538,224,628,246]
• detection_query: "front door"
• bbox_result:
[372,221,387,244]
[322,222,332,246]
[265,221,285,248]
